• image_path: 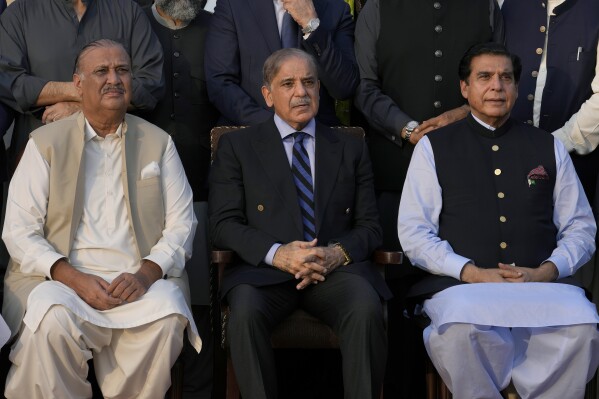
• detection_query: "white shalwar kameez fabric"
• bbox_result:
[398,120,599,399]
[2,114,201,399]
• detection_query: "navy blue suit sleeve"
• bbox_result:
[301,0,358,100]
[204,0,273,125]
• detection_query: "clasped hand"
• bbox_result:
[272,239,346,290]
[460,262,558,283]
[52,259,162,310]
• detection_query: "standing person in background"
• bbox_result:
[142,0,219,397]
[0,0,10,185]
[502,0,599,202]
[205,0,358,126]
[0,0,164,173]
[353,1,503,396]
[502,0,599,343]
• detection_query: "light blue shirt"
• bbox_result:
[264,115,317,265]
[398,116,596,280]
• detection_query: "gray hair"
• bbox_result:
[74,39,131,76]
[263,48,318,88]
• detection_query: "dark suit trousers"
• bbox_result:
[226,272,387,399]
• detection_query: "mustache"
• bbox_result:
[291,97,311,107]
[102,84,125,94]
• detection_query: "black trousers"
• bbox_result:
[226,272,387,399]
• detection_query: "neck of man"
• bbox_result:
[71,0,87,21]
[155,5,186,28]
[84,110,126,138]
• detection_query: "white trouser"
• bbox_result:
[5,305,186,399]
[425,323,599,399]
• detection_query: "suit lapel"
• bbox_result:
[248,0,281,53]
[251,119,304,236]
[314,124,342,235]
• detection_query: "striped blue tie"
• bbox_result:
[291,132,316,241]
[281,11,299,48]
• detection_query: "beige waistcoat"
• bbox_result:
[2,112,190,337]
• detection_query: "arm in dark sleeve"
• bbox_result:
[353,0,412,144]
[0,102,13,134]
[0,8,49,113]
[208,133,278,266]
[301,0,358,100]
[128,3,165,110]
[333,139,382,262]
[204,0,272,125]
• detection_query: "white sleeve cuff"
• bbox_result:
[444,252,474,281]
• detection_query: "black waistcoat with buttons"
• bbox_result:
[377,0,492,123]
[372,0,494,191]
[502,0,599,200]
[137,8,220,202]
[429,115,557,270]
[503,0,598,133]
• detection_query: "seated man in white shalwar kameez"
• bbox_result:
[398,42,599,399]
[1,39,201,399]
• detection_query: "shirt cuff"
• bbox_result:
[552,129,576,153]
[38,252,68,279]
[264,243,282,266]
[143,252,174,276]
[445,253,473,281]
[545,255,570,279]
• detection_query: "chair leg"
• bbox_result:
[585,368,598,399]
[426,355,453,399]
[167,358,184,399]
[226,355,241,399]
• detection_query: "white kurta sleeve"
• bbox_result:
[143,136,197,276]
[2,139,65,277]
[398,137,472,280]
[545,139,597,277]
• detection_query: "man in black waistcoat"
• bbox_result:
[399,43,599,399]
[354,2,503,395]
[140,1,219,398]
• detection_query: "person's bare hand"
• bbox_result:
[281,0,318,28]
[460,263,523,283]
[272,239,328,289]
[417,105,471,137]
[106,260,163,303]
[499,262,558,283]
[42,101,81,124]
[51,259,123,310]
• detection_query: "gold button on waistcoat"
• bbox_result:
[498,192,505,199]
[536,48,543,55]
[494,169,502,176]
[500,216,507,222]
[492,145,499,151]
[500,242,507,249]
[257,205,264,212]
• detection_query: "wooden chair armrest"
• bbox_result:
[372,249,403,265]
[211,248,235,264]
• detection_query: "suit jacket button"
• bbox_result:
[345,208,350,214]
[257,204,264,212]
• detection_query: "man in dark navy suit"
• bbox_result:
[205,0,357,127]
[209,48,390,399]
